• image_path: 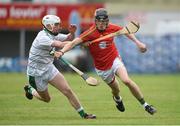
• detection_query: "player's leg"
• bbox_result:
[95,68,125,112]
[36,89,51,102]
[116,65,144,100]
[49,73,81,109]
[24,86,51,102]
[115,62,156,115]
[107,78,125,112]
[24,75,51,102]
[49,72,96,119]
[108,78,120,98]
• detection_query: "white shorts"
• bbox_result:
[27,64,59,91]
[95,57,125,84]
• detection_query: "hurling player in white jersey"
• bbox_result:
[24,15,96,119]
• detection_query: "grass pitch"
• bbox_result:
[0,73,180,125]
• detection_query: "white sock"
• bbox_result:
[31,88,36,95]
[76,106,84,112]
[29,86,36,95]
[142,102,149,109]
[114,96,122,102]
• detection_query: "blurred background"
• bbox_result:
[0,0,180,73]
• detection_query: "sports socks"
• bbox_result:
[77,106,86,118]
[139,98,145,105]
[142,102,149,109]
[139,98,149,109]
[114,96,122,102]
[28,85,36,95]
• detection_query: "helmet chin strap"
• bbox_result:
[42,24,59,36]
[44,26,59,36]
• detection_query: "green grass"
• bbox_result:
[0,73,180,125]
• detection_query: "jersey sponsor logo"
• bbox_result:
[99,41,107,49]
[99,41,112,49]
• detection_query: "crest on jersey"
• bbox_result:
[99,41,107,49]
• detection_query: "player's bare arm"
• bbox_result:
[51,40,68,48]
[126,34,147,53]
[54,38,83,58]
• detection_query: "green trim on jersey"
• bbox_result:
[29,76,37,90]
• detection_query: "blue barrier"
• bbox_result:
[0,57,27,72]
[115,34,180,73]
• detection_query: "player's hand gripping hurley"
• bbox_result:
[50,49,99,86]
[90,21,140,44]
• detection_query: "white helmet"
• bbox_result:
[42,15,61,28]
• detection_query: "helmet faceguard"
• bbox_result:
[42,15,61,36]
[94,8,109,32]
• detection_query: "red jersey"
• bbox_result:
[80,23,123,70]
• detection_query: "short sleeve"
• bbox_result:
[56,34,68,41]
[38,35,53,47]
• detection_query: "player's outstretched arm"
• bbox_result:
[126,34,147,53]
[51,40,69,48]
[54,38,83,58]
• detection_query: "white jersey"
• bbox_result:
[27,29,67,76]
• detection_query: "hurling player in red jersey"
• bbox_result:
[55,8,156,115]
